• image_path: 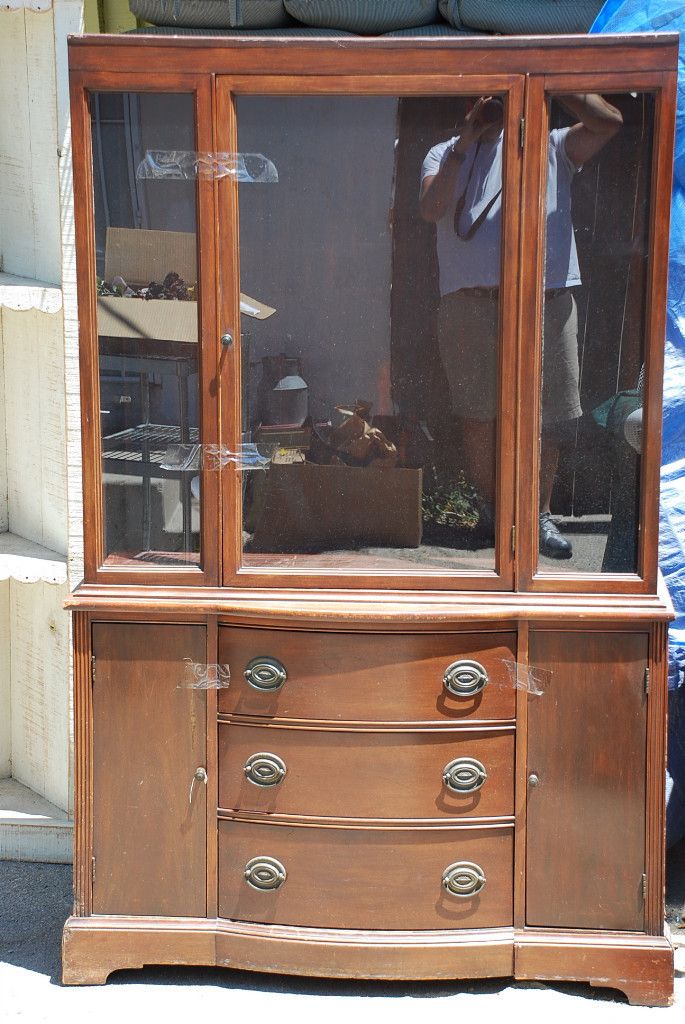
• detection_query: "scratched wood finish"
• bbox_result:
[218,723,514,819]
[91,622,207,917]
[62,915,515,985]
[218,820,513,930]
[68,35,679,77]
[526,631,648,931]
[218,628,516,721]
[65,34,676,1003]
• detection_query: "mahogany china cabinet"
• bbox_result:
[64,32,677,1004]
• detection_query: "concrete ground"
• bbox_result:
[1,850,684,1024]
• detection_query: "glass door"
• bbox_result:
[519,71,675,593]
[217,75,523,590]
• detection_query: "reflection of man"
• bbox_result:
[419,94,623,557]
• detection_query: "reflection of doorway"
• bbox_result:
[551,93,653,520]
[391,95,653,523]
[390,97,470,426]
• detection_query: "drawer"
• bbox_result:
[218,820,513,930]
[218,628,516,722]
[218,723,514,819]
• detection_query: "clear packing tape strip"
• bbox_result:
[502,658,548,697]
[136,150,279,183]
[177,657,545,693]
[180,659,231,689]
[160,443,275,473]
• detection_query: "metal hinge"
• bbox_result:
[91,655,96,685]
[92,857,96,884]
[511,525,516,555]
[644,667,650,696]
[520,117,526,150]
[641,873,647,901]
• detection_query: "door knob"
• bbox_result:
[220,332,234,348]
[189,766,208,804]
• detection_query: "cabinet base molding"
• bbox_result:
[62,916,673,1005]
[514,929,674,1006]
[62,916,515,985]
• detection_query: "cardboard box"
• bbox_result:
[250,463,423,551]
[97,227,275,342]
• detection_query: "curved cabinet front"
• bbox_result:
[218,628,517,722]
[218,820,513,930]
[218,722,514,819]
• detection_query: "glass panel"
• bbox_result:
[236,94,508,574]
[91,92,201,568]
[537,93,653,575]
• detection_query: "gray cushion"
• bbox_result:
[129,0,293,29]
[284,0,438,33]
[438,0,463,27]
[127,23,354,33]
[457,0,604,35]
[384,21,480,36]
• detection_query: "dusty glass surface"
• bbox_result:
[91,92,201,567]
[536,93,653,575]
[236,95,507,574]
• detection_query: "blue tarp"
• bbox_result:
[592,0,685,844]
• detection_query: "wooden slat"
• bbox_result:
[73,612,92,917]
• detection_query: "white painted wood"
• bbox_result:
[0,320,7,535]
[0,11,61,283]
[0,778,72,864]
[2,0,53,10]
[0,532,67,584]
[3,308,68,554]
[10,579,70,811]
[54,0,84,820]
[0,585,10,779]
[0,274,63,313]
[55,0,85,590]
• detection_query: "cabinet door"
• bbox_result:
[217,75,524,591]
[526,631,647,931]
[92,622,207,917]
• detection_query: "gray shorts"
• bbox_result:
[437,288,582,424]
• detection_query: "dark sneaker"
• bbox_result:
[539,512,573,559]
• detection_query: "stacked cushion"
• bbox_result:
[129,0,604,34]
[129,0,293,29]
[283,0,438,33]
[440,0,604,34]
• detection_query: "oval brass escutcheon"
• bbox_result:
[442,861,486,898]
[244,656,287,692]
[442,756,488,793]
[443,659,489,698]
[244,752,287,787]
[244,856,287,891]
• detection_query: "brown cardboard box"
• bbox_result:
[97,227,274,342]
[250,463,423,551]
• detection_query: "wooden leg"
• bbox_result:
[590,977,674,1008]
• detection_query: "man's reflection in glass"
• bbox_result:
[419,94,623,558]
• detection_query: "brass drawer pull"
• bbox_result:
[244,656,287,692]
[244,856,287,891]
[443,659,488,697]
[442,861,486,898]
[442,757,487,793]
[244,752,287,787]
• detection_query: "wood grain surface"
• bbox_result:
[526,630,648,931]
[218,628,516,722]
[218,820,513,930]
[91,622,207,917]
[218,722,514,819]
